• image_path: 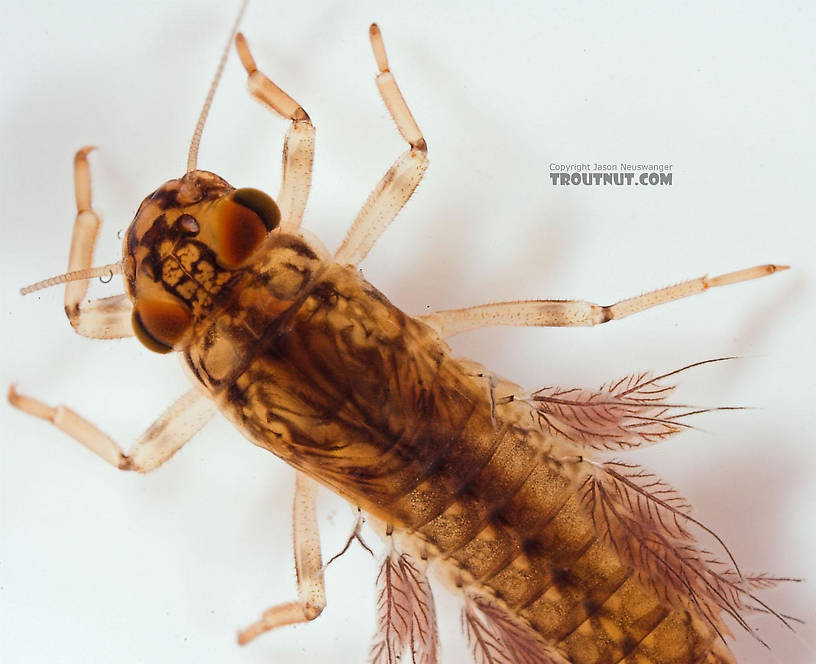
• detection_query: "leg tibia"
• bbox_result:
[420,264,788,338]
[40,147,135,340]
[369,24,425,150]
[235,33,315,232]
[8,386,214,472]
[333,24,429,267]
[64,147,101,319]
[237,472,326,644]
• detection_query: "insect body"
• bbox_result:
[8,5,797,664]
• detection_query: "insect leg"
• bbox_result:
[419,264,788,338]
[64,147,133,339]
[234,33,314,233]
[237,472,326,644]
[333,24,429,267]
[7,386,214,472]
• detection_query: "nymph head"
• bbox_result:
[122,171,280,353]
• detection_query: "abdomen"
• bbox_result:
[400,401,733,663]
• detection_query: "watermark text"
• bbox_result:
[549,163,673,186]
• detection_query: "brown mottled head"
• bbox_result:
[123,170,280,353]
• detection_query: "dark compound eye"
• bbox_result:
[211,188,281,269]
[213,198,269,268]
[132,296,192,354]
[231,188,281,231]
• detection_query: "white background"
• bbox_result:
[1,1,814,663]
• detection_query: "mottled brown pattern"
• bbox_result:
[120,172,733,663]
[125,173,241,319]
[175,238,733,664]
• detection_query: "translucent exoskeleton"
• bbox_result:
[3,1,812,661]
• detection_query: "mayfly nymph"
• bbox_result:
[9,3,796,664]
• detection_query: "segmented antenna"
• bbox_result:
[186,0,249,173]
[20,262,124,296]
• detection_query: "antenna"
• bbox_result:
[186,0,249,174]
[20,262,124,296]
